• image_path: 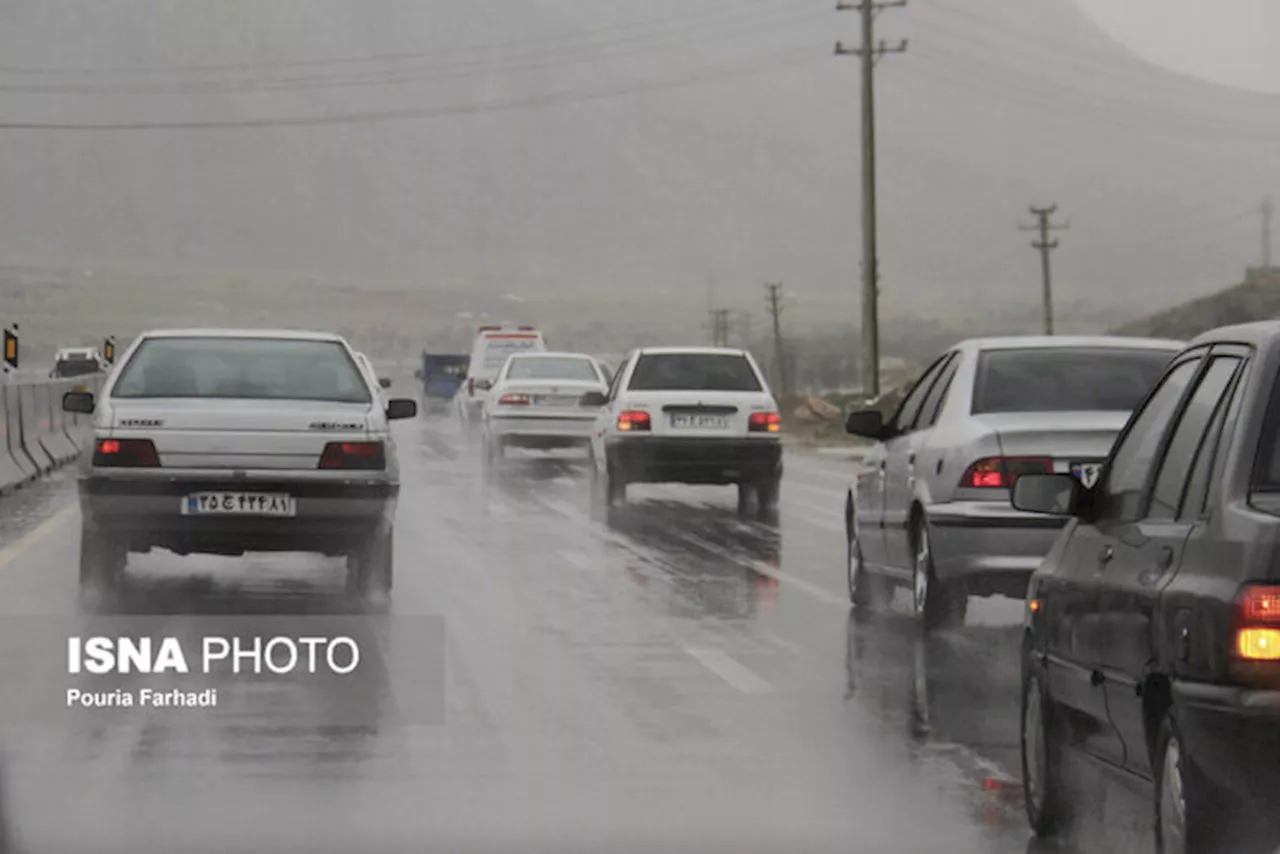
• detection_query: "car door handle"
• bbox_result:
[1098,545,1114,564]
[1090,670,1104,687]
[1156,546,1175,569]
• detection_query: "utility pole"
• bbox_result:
[1019,204,1070,335]
[764,283,788,395]
[708,308,732,347]
[1263,196,1274,268]
[837,0,906,401]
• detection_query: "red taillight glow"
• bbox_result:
[617,410,651,432]
[1232,585,1280,661]
[318,441,386,470]
[93,438,159,468]
[1241,585,1280,624]
[478,325,501,332]
[748,411,782,433]
[498,394,530,406]
[960,457,1053,489]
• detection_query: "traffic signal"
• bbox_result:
[103,338,115,365]
[3,328,17,369]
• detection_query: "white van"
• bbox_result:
[457,326,547,429]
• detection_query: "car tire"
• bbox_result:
[912,516,967,631]
[755,473,781,522]
[1154,711,1227,854]
[1021,665,1067,838]
[846,495,879,611]
[350,527,393,598]
[78,527,124,592]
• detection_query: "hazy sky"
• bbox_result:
[1074,0,1280,94]
[2,0,1280,330]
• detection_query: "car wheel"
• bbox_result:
[78,527,124,592]
[350,527,393,598]
[847,496,877,611]
[1155,711,1226,854]
[1022,666,1067,837]
[755,473,780,522]
[912,517,967,630]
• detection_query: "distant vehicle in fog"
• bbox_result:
[456,325,546,433]
[843,334,1183,630]
[585,346,783,520]
[49,346,104,379]
[415,352,469,414]
[64,328,418,598]
[1013,321,1280,854]
[480,351,610,469]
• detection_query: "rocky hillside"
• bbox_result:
[1111,268,1280,341]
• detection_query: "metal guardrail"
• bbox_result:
[0,373,106,495]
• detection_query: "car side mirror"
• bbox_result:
[385,398,417,420]
[1011,473,1082,516]
[378,377,392,389]
[476,379,493,392]
[62,391,95,414]
[845,409,888,440]
[579,391,609,407]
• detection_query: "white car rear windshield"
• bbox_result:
[112,337,372,403]
[628,353,762,392]
[506,357,599,382]
[480,337,542,371]
[972,347,1176,414]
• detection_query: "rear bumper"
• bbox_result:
[927,501,1068,596]
[488,413,594,442]
[79,474,396,557]
[606,437,781,485]
[1174,682,1280,810]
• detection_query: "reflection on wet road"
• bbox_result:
[0,404,1154,853]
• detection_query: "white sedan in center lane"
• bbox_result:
[480,351,610,467]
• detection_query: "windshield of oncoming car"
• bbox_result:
[111,337,372,403]
[972,347,1177,414]
[505,356,599,382]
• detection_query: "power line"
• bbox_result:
[708,308,733,347]
[1019,204,1069,335]
[0,48,818,131]
[836,0,907,401]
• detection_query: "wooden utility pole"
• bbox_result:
[1019,204,1070,335]
[836,0,906,400]
[764,282,787,395]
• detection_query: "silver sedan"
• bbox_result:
[844,334,1183,630]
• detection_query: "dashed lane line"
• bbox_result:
[683,646,775,694]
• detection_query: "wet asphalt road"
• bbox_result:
[0,390,1157,854]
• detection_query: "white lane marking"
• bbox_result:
[0,504,75,570]
[683,646,775,694]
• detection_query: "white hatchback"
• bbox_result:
[586,347,782,518]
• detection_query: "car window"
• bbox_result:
[917,353,959,430]
[1148,357,1241,520]
[1100,357,1201,521]
[112,337,372,404]
[506,357,601,382]
[1182,360,1246,520]
[891,354,949,433]
[627,353,762,392]
[972,347,1177,414]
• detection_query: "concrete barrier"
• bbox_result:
[0,385,36,493]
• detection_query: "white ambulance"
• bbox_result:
[456,325,547,431]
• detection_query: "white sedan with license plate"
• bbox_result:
[587,346,783,519]
[480,351,610,468]
[63,328,418,598]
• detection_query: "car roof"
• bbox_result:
[1189,320,1280,349]
[633,346,750,357]
[136,328,346,342]
[962,335,1185,352]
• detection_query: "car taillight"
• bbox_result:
[318,441,386,470]
[960,457,1053,489]
[93,438,160,468]
[499,394,530,406]
[1235,585,1280,660]
[617,410,651,432]
[748,412,781,433]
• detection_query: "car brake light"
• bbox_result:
[499,394,530,406]
[1233,584,1280,661]
[518,326,535,331]
[617,410,651,432]
[318,441,386,470]
[748,412,781,433]
[478,325,501,332]
[960,457,1053,489]
[93,438,160,468]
